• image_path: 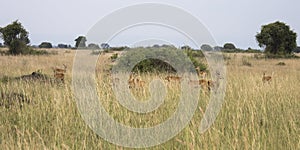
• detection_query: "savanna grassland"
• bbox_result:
[0,48,299,149]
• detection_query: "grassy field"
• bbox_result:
[0,48,299,149]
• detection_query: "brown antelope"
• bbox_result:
[189,79,210,91]
[195,67,207,79]
[199,79,211,91]
[52,64,67,74]
[165,75,181,82]
[54,72,65,82]
[135,79,146,88]
[128,74,145,88]
[52,64,67,82]
[262,73,272,83]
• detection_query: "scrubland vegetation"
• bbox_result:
[0,48,299,149]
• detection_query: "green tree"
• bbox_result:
[0,20,30,54]
[223,43,236,49]
[201,44,213,51]
[39,42,52,48]
[100,43,110,49]
[88,43,100,49]
[293,46,300,53]
[256,21,297,55]
[181,45,192,50]
[74,36,87,48]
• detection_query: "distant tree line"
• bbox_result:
[0,20,298,57]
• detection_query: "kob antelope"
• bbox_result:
[195,67,207,79]
[52,64,67,74]
[262,73,272,83]
[52,64,67,82]
[189,79,213,91]
[165,75,182,82]
[128,74,145,88]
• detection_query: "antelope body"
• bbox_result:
[262,73,272,83]
[52,64,67,82]
[165,75,181,82]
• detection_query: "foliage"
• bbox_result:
[214,46,223,51]
[222,48,262,53]
[74,36,87,48]
[58,44,71,49]
[180,45,192,50]
[201,44,213,51]
[277,62,286,66]
[110,46,129,51]
[39,42,52,48]
[293,46,300,53]
[185,49,207,71]
[256,21,297,55]
[114,47,202,73]
[87,43,100,49]
[101,43,110,49]
[223,43,236,49]
[0,20,30,55]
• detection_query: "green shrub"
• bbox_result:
[39,42,52,48]
[114,47,202,73]
[277,62,286,66]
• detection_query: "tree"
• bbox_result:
[101,43,110,49]
[58,44,68,48]
[223,43,236,49]
[0,20,30,54]
[201,44,213,51]
[256,21,297,55]
[88,43,100,49]
[214,46,223,51]
[293,46,300,53]
[181,45,192,50]
[39,42,52,48]
[75,36,87,48]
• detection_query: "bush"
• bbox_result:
[224,43,236,49]
[114,47,202,73]
[9,40,29,55]
[110,46,128,51]
[88,43,100,49]
[39,42,52,48]
[58,44,69,49]
[277,62,286,66]
[293,47,300,53]
[201,44,213,51]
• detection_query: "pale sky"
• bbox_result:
[0,0,299,49]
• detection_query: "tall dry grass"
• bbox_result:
[0,49,299,149]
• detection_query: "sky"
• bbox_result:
[0,0,299,49]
